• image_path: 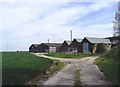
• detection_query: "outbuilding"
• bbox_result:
[71,38,83,53]
[29,44,39,52]
[81,37,111,54]
[105,36,119,48]
[60,40,71,53]
[37,43,62,53]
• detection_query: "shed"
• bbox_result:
[105,36,119,48]
[71,38,83,52]
[60,40,71,52]
[37,43,62,53]
[81,37,111,53]
[29,44,39,52]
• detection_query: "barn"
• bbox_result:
[71,38,83,53]
[37,43,62,53]
[81,37,111,54]
[60,40,71,52]
[29,44,39,52]
[105,36,119,48]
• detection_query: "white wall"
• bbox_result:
[49,47,56,53]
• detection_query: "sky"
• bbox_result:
[0,0,119,51]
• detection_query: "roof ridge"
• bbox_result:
[84,37,111,43]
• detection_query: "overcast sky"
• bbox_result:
[0,0,119,51]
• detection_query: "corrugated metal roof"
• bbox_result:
[64,40,71,45]
[74,38,82,42]
[42,43,62,47]
[85,37,111,44]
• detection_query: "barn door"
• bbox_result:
[83,42,89,53]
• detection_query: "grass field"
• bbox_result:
[95,46,119,85]
[45,52,96,59]
[2,52,54,85]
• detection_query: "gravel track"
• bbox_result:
[34,53,110,85]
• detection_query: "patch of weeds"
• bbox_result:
[46,60,65,75]
[74,70,81,85]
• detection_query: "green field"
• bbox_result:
[45,52,96,59]
[95,45,119,85]
[2,52,53,85]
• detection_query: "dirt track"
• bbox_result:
[35,53,110,85]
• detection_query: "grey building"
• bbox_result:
[81,37,111,54]
[105,36,119,48]
[29,44,39,52]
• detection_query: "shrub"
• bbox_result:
[96,43,107,54]
[95,45,119,85]
[104,45,118,61]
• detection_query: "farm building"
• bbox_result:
[60,40,71,52]
[71,38,83,53]
[37,43,62,53]
[105,36,119,48]
[29,44,39,52]
[81,37,111,54]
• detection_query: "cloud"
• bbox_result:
[1,1,117,51]
[88,2,114,12]
[0,0,119,3]
[73,23,113,38]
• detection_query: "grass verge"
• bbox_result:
[45,52,96,59]
[25,59,65,85]
[94,46,119,85]
[46,59,65,74]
